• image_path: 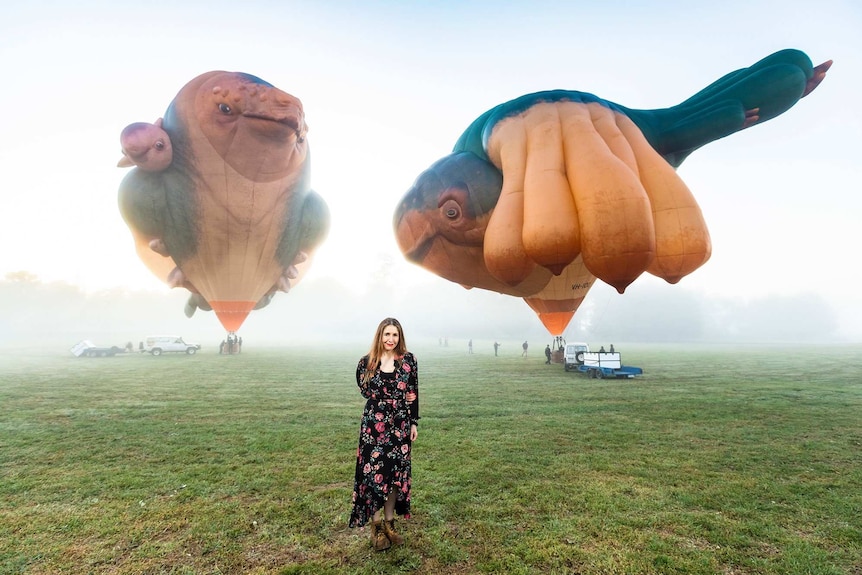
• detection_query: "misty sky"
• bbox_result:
[1,0,860,341]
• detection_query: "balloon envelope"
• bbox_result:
[118,71,329,332]
[394,49,829,336]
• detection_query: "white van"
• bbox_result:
[143,335,201,356]
[563,342,590,371]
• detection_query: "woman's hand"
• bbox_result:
[410,424,418,442]
[406,392,416,403]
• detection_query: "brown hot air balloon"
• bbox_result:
[118,72,330,332]
[394,49,830,336]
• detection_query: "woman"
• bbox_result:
[349,318,419,550]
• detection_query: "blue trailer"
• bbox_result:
[576,351,643,379]
[70,340,127,358]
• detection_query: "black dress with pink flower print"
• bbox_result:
[349,352,420,528]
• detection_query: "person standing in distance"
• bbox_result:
[349,318,420,551]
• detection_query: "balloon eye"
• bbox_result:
[440,197,463,221]
[218,103,232,115]
[154,140,165,151]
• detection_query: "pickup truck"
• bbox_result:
[563,342,590,371]
[143,335,201,356]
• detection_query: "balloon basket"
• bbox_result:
[219,332,243,355]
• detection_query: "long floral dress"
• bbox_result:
[349,352,420,528]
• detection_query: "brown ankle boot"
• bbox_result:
[382,518,404,545]
[371,519,391,551]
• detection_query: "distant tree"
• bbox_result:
[587,283,705,342]
[728,293,837,342]
[4,270,40,284]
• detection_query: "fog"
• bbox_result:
[0,271,850,355]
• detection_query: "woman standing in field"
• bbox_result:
[349,317,420,551]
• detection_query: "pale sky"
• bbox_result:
[1,1,860,338]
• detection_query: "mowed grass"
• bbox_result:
[1,343,860,574]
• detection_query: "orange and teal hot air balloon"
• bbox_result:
[118,71,329,332]
[394,49,830,336]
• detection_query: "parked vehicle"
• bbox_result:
[70,340,125,358]
[143,335,201,356]
[576,351,643,379]
[563,342,590,371]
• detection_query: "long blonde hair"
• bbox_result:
[362,317,407,383]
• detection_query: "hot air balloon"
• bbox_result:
[117,71,330,333]
[394,49,830,336]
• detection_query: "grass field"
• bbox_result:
[1,343,860,574]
